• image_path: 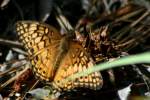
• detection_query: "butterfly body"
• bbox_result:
[16,21,103,92]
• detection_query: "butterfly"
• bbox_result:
[16,21,103,92]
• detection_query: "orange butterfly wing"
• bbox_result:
[53,42,103,91]
[16,21,61,81]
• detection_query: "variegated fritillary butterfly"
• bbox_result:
[15,21,103,92]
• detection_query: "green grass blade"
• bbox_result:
[63,52,150,84]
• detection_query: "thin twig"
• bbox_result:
[54,5,73,32]
[12,48,28,55]
[130,10,150,27]
[22,80,40,100]
[0,38,23,48]
[0,65,30,89]
[0,60,27,77]
[102,0,111,14]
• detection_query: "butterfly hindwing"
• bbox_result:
[53,42,103,91]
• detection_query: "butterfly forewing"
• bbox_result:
[16,21,61,81]
[53,42,103,91]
